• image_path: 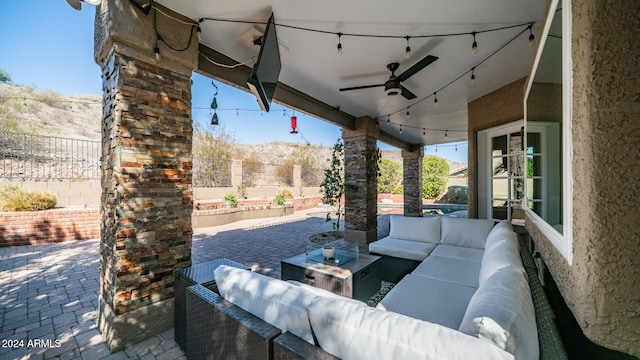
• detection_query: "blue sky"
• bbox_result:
[0,0,467,163]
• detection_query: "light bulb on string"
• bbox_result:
[435,146,438,153]
[211,112,219,125]
[445,130,448,139]
[387,114,390,123]
[455,145,458,152]
[434,93,439,107]
[406,108,410,119]
[197,25,202,41]
[337,33,343,56]
[154,46,160,61]
[399,125,403,134]
[236,108,239,118]
[423,128,426,136]
[528,25,535,46]
[471,31,478,55]
[470,68,476,85]
[405,36,411,59]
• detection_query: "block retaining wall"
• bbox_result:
[0,208,100,247]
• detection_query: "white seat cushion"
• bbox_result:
[369,237,437,261]
[430,244,485,262]
[389,215,441,243]
[459,267,538,360]
[479,233,523,285]
[308,297,514,360]
[412,255,481,288]
[214,265,316,343]
[376,275,477,329]
[440,217,495,249]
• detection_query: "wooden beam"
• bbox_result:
[197,44,356,130]
[378,130,422,152]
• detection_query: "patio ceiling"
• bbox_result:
[155,0,545,148]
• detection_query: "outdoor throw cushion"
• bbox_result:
[459,267,538,360]
[376,274,477,329]
[214,265,316,343]
[440,217,495,249]
[411,255,481,288]
[479,232,523,285]
[368,237,438,261]
[430,244,485,262]
[389,215,441,243]
[308,297,514,360]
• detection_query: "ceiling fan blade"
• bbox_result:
[401,86,417,100]
[397,55,438,82]
[339,84,385,92]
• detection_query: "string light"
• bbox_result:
[387,114,390,123]
[435,146,438,153]
[470,67,476,85]
[405,36,411,59]
[337,32,343,56]
[423,128,426,136]
[445,130,448,139]
[154,45,160,60]
[406,108,410,119]
[399,124,403,134]
[471,31,478,54]
[197,25,202,41]
[528,24,535,46]
[434,92,439,107]
[211,112,219,125]
[210,82,219,125]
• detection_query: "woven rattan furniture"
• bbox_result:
[281,252,382,301]
[175,258,250,352]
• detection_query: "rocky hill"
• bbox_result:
[0,83,465,172]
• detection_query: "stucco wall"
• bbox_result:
[526,0,640,356]
[467,77,526,218]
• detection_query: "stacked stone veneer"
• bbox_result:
[342,117,378,244]
[100,53,192,318]
[0,208,100,247]
[402,148,424,217]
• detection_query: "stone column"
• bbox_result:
[231,159,243,189]
[402,148,424,217]
[94,0,198,352]
[293,164,302,196]
[342,117,379,245]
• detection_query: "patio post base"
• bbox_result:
[98,296,174,353]
[344,228,378,245]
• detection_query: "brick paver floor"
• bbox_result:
[0,208,390,359]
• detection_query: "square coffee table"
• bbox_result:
[281,251,382,302]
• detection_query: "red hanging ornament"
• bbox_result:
[290,116,298,134]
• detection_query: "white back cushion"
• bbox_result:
[214,265,315,343]
[389,215,441,243]
[459,267,538,360]
[308,297,514,360]
[440,217,495,249]
[479,232,523,285]
[485,221,516,250]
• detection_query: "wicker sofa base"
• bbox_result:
[368,252,421,283]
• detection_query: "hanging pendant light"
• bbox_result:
[211,112,219,125]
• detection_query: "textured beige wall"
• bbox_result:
[467,77,526,218]
[526,0,640,356]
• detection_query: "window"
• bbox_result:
[524,0,572,263]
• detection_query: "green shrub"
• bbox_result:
[275,193,286,205]
[223,193,238,207]
[422,156,450,199]
[442,185,468,204]
[0,185,57,211]
[278,188,293,199]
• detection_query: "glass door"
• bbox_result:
[489,128,526,222]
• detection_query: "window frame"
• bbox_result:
[524,0,573,264]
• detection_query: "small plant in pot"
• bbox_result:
[223,193,238,208]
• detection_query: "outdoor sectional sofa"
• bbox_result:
[184,216,541,360]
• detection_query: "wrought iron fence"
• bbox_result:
[192,161,232,187]
[302,165,324,187]
[242,161,293,187]
[0,131,100,180]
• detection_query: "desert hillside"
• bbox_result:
[0,83,465,170]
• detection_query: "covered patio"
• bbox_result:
[78,0,640,358]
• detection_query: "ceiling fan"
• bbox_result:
[339,55,438,100]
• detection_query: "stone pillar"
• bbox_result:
[94,0,198,352]
[402,148,424,217]
[342,117,379,245]
[231,159,243,189]
[293,165,302,196]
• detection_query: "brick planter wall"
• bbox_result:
[0,208,100,247]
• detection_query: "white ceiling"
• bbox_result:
[156,0,546,147]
